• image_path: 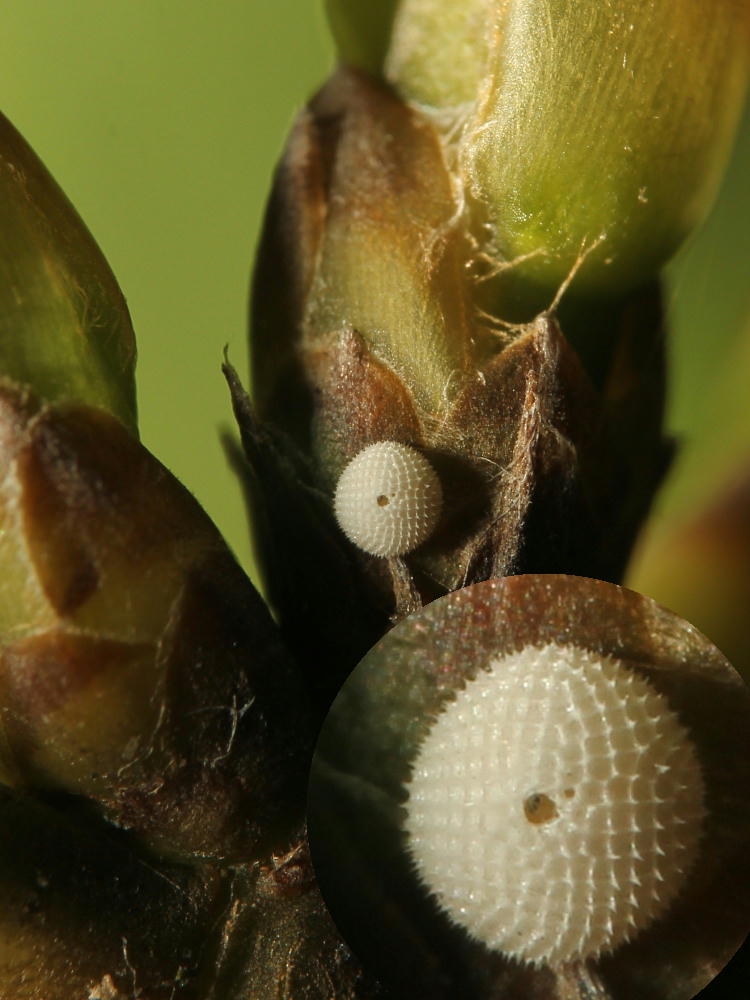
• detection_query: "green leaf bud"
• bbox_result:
[385,0,498,108]
[253,68,472,431]
[386,0,750,296]
[246,67,671,677]
[0,385,311,861]
[0,112,137,430]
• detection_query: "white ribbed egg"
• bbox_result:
[404,642,706,967]
[333,441,442,557]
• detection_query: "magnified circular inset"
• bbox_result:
[307,575,750,1000]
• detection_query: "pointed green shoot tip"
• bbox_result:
[0,112,138,432]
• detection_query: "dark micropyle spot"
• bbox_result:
[524,792,559,824]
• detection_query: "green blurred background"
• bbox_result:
[1,1,334,580]
[1,2,749,666]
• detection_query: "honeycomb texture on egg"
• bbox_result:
[404,642,706,966]
[333,441,442,557]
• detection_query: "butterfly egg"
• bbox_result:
[404,642,706,968]
[333,441,442,557]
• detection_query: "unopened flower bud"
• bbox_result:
[245,67,672,686]
[0,384,310,861]
[0,113,137,430]
[253,68,472,434]
[385,0,750,296]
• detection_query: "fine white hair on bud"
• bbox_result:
[333,441,442,557]
[404,642,706,967]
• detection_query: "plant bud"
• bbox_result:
[629,464,750,684]
[0,113,137,431]
[253,68,472,432]
[386,0,750,296]
[244,67,674,696]
[0,383,311,861]
[385,0,497,108]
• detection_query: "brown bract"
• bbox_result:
[194,836,388,1000]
